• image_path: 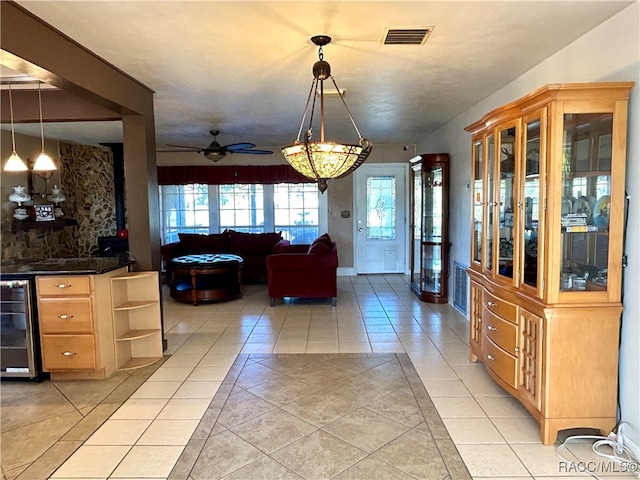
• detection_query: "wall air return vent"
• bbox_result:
[453,261,469,316]
[382,27,433,45]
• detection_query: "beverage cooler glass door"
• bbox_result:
[1,280,39,379]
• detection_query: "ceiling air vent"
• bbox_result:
[382,27,433,45]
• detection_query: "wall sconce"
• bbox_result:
[8,185,31,221]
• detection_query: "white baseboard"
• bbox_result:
[620,427,640,462]
[337,267,355,276]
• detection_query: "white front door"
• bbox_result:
[354,164,408,274]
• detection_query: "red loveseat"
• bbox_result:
[161,230,286,283]
[266,233,338,306]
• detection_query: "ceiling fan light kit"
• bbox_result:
[282,35,372,193]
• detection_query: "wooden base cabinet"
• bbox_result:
[37,268,162,380]
[465,83,632,445]
[37,267,128,380]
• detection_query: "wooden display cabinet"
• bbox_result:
[465,82,633,445]
[410,153,450,303]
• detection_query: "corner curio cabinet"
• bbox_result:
[410,153,449,303]
[465,83,633,445]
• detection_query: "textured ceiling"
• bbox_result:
[3,1,633,152]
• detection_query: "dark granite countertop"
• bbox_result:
[0,255,133,276]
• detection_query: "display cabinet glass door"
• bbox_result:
[410,154,449,303]
[521,113,545,294]
[559,112,613,293]
[485,135,495,274]
[472,138,484,268]
[497,124,517,282]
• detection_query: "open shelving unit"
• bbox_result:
[110,271,162,370]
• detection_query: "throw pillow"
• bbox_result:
[308,241,331,255]
[311,233,332,249]
[228,230,283,256]
[178,232,228,254]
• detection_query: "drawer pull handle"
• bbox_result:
[487,325,497,331]
[487,301,498,307]
[61,351,77,357]
[55,283,72,289]
[58,314,74,319]
[487,354,496,361]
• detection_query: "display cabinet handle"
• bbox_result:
[61,351,77,356]
[58,314,74,319]
[487,325,497,331]
[487,301,498,307]
[55,283,72,289]
[487,354,496,361]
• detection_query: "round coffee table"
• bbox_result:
[169,254,243,305]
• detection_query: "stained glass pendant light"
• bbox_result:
[282,35,372,193]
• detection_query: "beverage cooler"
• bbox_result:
[0,278,42,380]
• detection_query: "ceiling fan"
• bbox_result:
[161,130,274,162]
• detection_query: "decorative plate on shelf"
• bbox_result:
[34,204,55,222]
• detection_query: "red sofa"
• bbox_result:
[266,233,338,306]
[161,230,286,283]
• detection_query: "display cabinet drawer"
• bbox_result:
[484,290,517,323]
[483,307,517,355]
[37,276,91,297]
[39,298,94,334]
[482,333,516,388]
[41,335,96,370]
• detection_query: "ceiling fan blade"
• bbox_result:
[158,148,203,153]
[225,142,256,151]
[166,143,201,150]
[231,149,274,155]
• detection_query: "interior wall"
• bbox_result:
[157,144,416,269]
[418,3,639,447]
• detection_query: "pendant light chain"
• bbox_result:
[38,82,46,152]
[8,83,18,152]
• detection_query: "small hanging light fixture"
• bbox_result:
[32,82,57,195]
[3,83,28,172]
[282,35,372,193]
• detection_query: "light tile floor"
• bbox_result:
[1,274,635,479]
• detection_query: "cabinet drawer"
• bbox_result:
[39,298,94,334]
[37,276,91,297]
[483,290,517,323]
[41,335,96,370]
[483,307,517,355]
[482,333,516,388]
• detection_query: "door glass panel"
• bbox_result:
[472,140,483,264]
[498,127,516,279]
[366,176,396,240]
[560,113,612,292]
[523,119,541,288]
[421,243,442,294]
[485,134,495,272]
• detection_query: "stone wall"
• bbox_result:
[59,143,117,256]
